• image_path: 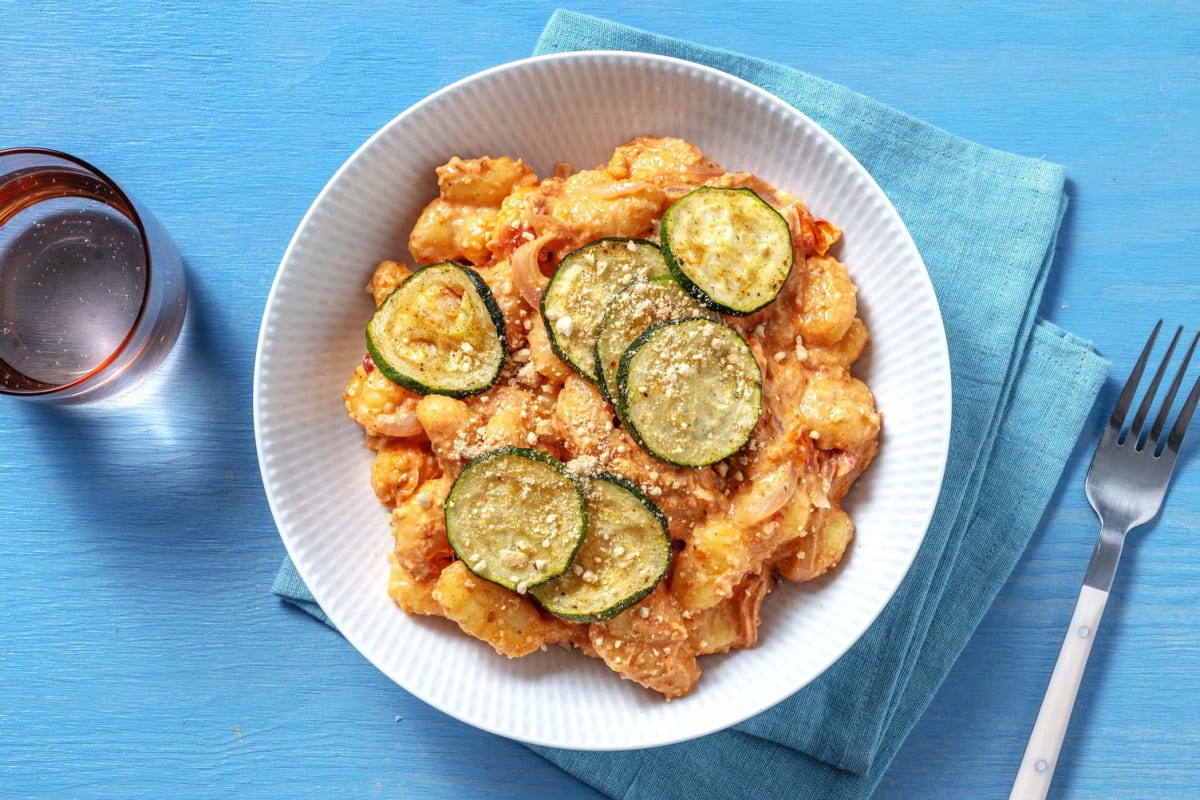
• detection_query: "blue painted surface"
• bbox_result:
[1,2,1197,797]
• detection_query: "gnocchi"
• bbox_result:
[344,137,880,698]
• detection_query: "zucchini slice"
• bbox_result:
[616,317,762,467]
[532,474,671,622]
[366,261,505,397]
[540,238,668,382]
[660,186,793,315]
[593,276,719,402]
[444,447,588,593]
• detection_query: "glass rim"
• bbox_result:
[0,147,156,397]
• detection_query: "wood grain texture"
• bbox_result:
[1,1,1198,798]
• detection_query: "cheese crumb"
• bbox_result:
[516,361,539,387]
[499,549,528,570]
[565,455,599,477]
[555,315,575,337]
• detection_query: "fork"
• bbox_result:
[1010,321,1200,800]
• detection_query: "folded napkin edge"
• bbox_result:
[1032,315,1101,354]
[540,9,1068,189]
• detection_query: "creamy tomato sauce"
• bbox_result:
[343,137,880,698]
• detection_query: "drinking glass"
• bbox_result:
[0,149,187,403]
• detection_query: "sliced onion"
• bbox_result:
[510,232,555,308]
[810,484,832,510]
[681,162,725,179]
[578,179,662,200]
[731,461,798,527]
[781,204,802,239]
[734,572,771,647]
[527,213,570,239]
[661,184,695,202]
[371,405,424,438]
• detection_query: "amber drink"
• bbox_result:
[0,149,186,402]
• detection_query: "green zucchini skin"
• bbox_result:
[443,446,588,593]
[531,473,671,623]
[540,237,668,382]
[365,261,506,398]
[592,276,719,403]
[660,186,793,316]
[615,317,763,467]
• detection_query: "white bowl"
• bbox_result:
[254,51,951,751]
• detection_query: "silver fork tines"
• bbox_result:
[1114,320,1200,456]
[1089,321,1200,534]
[1012,321,1198,800]
[1084,321,1200,582]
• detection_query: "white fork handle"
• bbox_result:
[1010,584,1110,799]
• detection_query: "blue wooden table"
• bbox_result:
[3,2,1198,797]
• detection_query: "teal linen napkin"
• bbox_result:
[273,10,1109,797]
